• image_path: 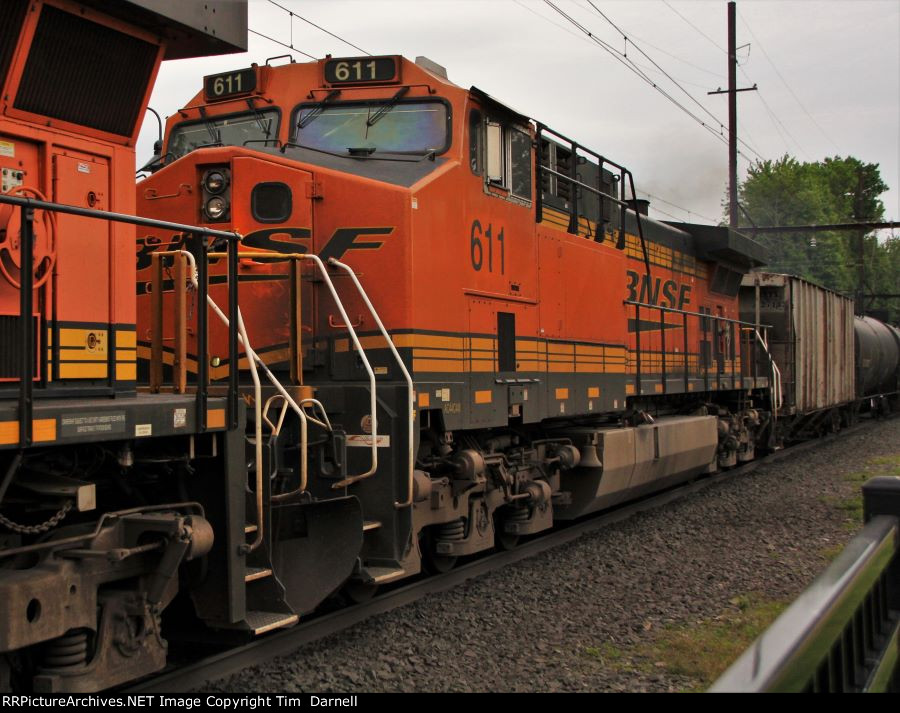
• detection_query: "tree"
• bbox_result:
[730,155,897,321]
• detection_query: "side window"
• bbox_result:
[484,119,533,204]
[510,129,531,201]
[469,109,482,175]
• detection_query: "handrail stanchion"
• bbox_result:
[19,205,34,448]
[327,258,415,508]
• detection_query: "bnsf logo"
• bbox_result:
[625,269,692,310]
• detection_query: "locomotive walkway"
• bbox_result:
[128,416,900,693]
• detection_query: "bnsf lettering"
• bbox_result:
[626,270,691,310]
[136,227,392,269]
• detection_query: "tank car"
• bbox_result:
[134,54,773,612]
[0,0,249,692]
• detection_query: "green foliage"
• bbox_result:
[729,155,897,321]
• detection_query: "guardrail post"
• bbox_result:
[863,476,900,611]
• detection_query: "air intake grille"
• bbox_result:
[14,6,158,136]
[0,0,28,87]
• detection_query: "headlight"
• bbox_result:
[205,196,228,220]
[203,169,228,194]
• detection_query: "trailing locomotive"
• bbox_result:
[1,4,898,692]
[0,0,249,692]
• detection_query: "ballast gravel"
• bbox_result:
[211,417,900,693]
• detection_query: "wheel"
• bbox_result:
[496,531,520,551]
[420,529,458,574]
[423,551,458,574]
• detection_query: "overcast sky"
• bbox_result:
[139,0,900,231]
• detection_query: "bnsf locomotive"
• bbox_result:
[1,1,898,693]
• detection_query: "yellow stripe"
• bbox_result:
[116,363,136,381]
[59,328,107,348]
[59,363,107,379]
[412,359,464,373]
[515,360,546,371]
[59,348,107,362]
[412,348,464,360]
[117,330,137,348]
[115,348,137,362]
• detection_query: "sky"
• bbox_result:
[138,0,900,232]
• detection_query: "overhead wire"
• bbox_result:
[737,7,841,154]
[581,0,765,162]
[266,0,371,56]
[538,1,754,164]
[248,28,316,60]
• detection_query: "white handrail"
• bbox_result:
[327,258,415,508]
[754,329,782,418]
[299,254,380,488]
[172,250,311,505]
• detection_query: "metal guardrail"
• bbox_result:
[711,476,900,692]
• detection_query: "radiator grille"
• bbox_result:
[14,6,158,136]
[0,0,28,87]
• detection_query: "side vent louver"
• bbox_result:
[14,6,158,136]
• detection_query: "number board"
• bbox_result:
[323,56,399,85]
[204,68,257,101]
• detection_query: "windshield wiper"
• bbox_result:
[366,86,410,128]
[297,89,342,131]
[197,106,221,144]
[246,97,272,138]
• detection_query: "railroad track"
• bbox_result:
[125,419,880,693]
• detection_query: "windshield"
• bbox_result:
[291,100,449,155]
[168,109,280,159]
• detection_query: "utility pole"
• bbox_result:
[854,168,866,315]
[708,1,757,229]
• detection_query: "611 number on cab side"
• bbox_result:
[470,220,505,274]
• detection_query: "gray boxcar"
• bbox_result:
[740,273,855,418]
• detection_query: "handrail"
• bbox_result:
[711,476,900,692]
[0,193,240,449]
[536,123,651,277]
[211,251,380,487]
[624,299,771,329]
[327,258,415,506]
[159,249,278,551]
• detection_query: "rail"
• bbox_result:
[0,193,242,448]
[711,476,900,692]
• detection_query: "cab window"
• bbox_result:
[484,119,532,203]
[168,109,280,160]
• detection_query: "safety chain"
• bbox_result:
[0,500,73,534]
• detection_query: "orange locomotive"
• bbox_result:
[136,54,771,596]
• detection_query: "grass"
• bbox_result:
[820,453,900,531]
[584,594,788,692]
